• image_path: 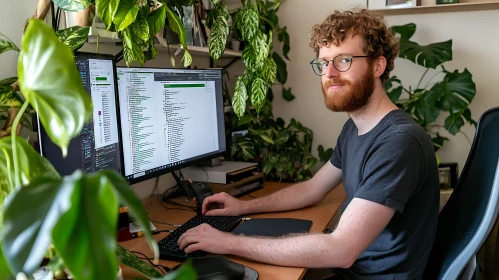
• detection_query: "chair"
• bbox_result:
[423,107,499,280]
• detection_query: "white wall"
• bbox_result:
[275,0,499,174]
[273,0,366,164]
[0,0,36,78]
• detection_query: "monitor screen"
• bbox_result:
[38,52,123,176]
[116,67,226,183]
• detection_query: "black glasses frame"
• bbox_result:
[310,55,370,76]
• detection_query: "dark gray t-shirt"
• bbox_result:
[330,109,440,280]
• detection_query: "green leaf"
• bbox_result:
[144,40,159,61]
[207,1,229,29]
[147,0,166,37]
[251,31,269,65]
[101,170,159,261]
[117,245,162,278]
[303,157,318,171]
[232,77,248,118]
[113,0,140,31]
[53,0,89,11]
[387,86,403,103]
[208,16,229,61]
[18,19,92,157]
[277,27,290,60]
[55,26,90,51]
[210,0,220,4]
[413,90,443,124]
[434,68,476,113]
[182,50,193,68]
[0,39,19,54]
[1,175,74,275]
[444,112,465,135]
[122,26,145,66]
[0,137,59,191]
[462,108,477,126]
[96,0,120,29]
[257,57,276,85]
[282,87,295,101]
[52,171,118,280]
[398,40,452,69]
[275,129,291,145]
[236,113,253,127]
[318,145,333,163]
[0,247,13,280]
[0,87,22,108]
[251,78,267,113]
[131,11,150,42]
[272,52,287,84]
[242,45,258,71]
[234,8,259,41]
[165,5,187,48]
[431,133,449,151]
[391,23,416,41]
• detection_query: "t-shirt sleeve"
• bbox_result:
[354,132,425,213]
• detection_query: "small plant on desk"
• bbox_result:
[0,11,194,280]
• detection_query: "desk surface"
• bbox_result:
[120,182,345,280]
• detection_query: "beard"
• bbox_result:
[321,66,375,112]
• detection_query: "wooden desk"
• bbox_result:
[120,182,345,280]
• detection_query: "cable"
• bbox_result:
[196,166,209,183]
[130,251,170,275]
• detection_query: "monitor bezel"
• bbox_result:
[38,51,126,178]
[115,66,227,185]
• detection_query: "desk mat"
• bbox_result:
[232,218,313,237]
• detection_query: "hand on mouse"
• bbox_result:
[202,192,246,216]
[178,223,234,254]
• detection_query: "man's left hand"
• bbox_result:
[178,223,234,254]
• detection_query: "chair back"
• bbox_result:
[424,107,499,279]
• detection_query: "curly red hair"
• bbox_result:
[309,9,399,82]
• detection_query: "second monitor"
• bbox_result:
[116,67,226,184]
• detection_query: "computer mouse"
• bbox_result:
[173,256,245,280]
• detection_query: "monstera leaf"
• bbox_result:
[392,23,452,69]
[434,67,476,113]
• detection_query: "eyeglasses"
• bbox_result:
[310,55,370,76]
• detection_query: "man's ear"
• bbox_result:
[373,56,387,78]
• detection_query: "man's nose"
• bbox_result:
[325,62,340,78]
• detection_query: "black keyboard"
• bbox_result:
[158,215,242,261]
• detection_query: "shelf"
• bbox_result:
[156,44,242,58]
[370,1,499,15]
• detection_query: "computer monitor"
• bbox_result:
[115,67,226,184]
[38,52,123,176]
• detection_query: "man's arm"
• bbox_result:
[179,197,395,268]
[241,161,342,214]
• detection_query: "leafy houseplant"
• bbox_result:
[385,23,477,150]
[214,0,332,182]
[229,95,332,182]
[0,17,196,280]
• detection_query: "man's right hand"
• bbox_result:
[202,192,246,216]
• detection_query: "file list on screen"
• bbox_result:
[116,68,225,180]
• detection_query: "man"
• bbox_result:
[178,9,439,279]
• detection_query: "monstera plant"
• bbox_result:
[0,18,196,280]
[385,23,477,150]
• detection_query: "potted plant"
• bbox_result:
[0,2,198,280]
[385,23,477,151]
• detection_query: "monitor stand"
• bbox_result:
[169,170,195,199]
